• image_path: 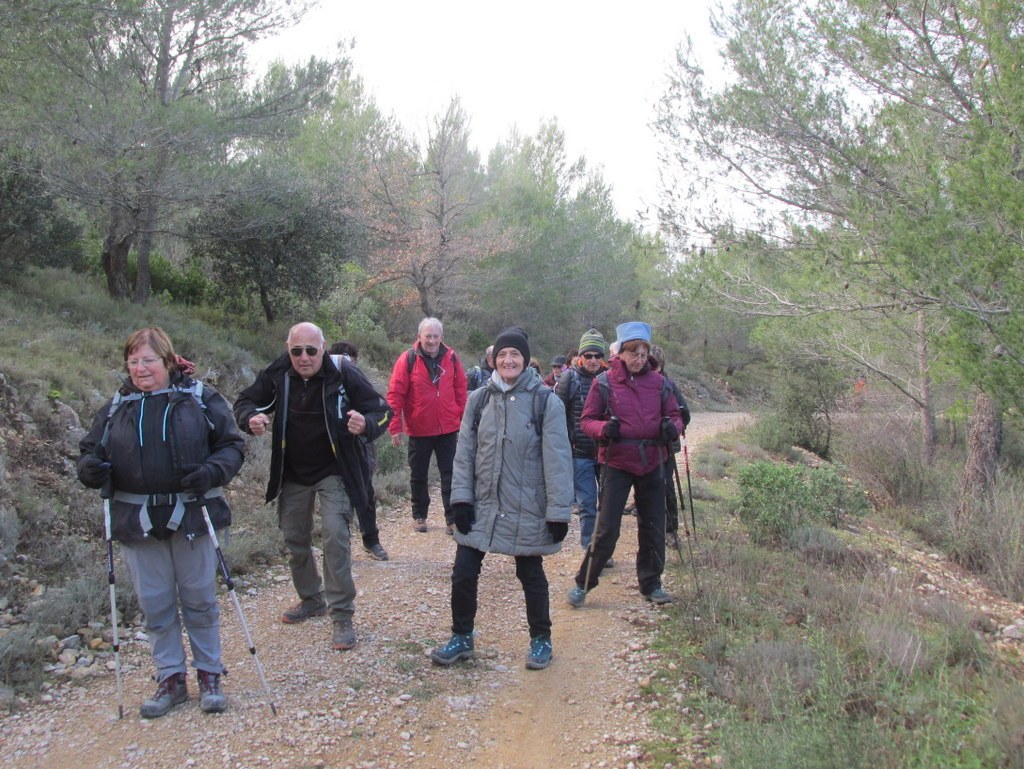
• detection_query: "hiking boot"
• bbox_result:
[363,542,389,561]
[139,672,188,719]
[667,532,680,550]
[526,636,553,670]
[643,587,673,605]
[197,669,226,713]
[412,519,428,533]
[430,633,474,665]
[332,618,356,650]
[446,524,455,536]
[280,597,327,624]
[603,557,615,570]
[567,585,587,608]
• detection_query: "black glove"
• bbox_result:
[452,503,475,534]
[180,464,218,497]
[602,419,620,442]
[79,456,111,489]
[547,521,568,543]
[660,418,680,445]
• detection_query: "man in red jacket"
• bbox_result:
[387,318,468,533]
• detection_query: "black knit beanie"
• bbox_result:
[493,326,530,364]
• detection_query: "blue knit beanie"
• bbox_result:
[615,321,652,346]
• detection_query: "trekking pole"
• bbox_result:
[581,418,618,602]
[682,429,697,538]
[101,480,125,720]
[671,460,702,596]
[198,499,277,715]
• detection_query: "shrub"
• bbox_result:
[738,461,869,545]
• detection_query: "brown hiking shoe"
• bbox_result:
[332,618,356,650]
[412,519,428,533]
[280,597,327,624]
[139,672,188,719]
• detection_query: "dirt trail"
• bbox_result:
[0,412,750,769]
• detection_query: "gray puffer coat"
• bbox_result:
[451,366,573,556]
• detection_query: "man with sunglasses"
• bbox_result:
[386,317,468,534]
[234,322,392,651]
[555,329,609,550]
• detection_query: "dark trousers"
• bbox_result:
[408,432,458,522]
[575,464,666,595]
[354,443,380,547]
[450,544,552,639]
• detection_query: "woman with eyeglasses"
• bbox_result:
[554,328,610,550]
[77,327,245,718]
[567,321,684,608]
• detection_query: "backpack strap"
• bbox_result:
[406,348,417,376]
[470,386,549,437]
[99,382,212,450]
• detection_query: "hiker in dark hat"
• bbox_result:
[543,354,568,389]
[431,326,572,671]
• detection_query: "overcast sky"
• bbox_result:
[249,0,722,227]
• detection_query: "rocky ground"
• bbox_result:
[0,412,749,769]
[2,408,1022,769]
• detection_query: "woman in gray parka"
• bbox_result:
[430,326,573,670]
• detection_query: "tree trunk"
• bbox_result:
[132,197,157,304]
[916,311,936,465]
[102,204,133,301]
[955,391,1001,530]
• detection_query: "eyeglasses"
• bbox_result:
[289,345,320,358]
[581,353,604,360]
[431,364,446,385]
[127,357,161,368]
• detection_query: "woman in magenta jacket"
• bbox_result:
[567,321,683,607]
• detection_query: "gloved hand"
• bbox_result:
[660,418,680,445]
[602,419,620,442]
[79,456,111,489]
[180,464,219,497]
[452,503,475,534]
[547,521,568,543]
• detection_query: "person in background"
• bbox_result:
[328,341,390,561]
[567,321,683,607]
[386,317,468,534]
[465,345,494,392]
[234,323,391,651]
[78,326,245,718]
[543,354,568,389]
[431,326,572,670]
[555,328,609,551]
[648,344,692,550]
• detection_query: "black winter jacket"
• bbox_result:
[233,353,391,514]
[555,365,601,459]
[78,372,245,542]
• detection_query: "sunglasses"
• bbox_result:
[289,345,320,358]
[581,352,604,360]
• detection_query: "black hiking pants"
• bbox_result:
[450,544,551,639]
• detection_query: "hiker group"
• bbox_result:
[77,317,690,719]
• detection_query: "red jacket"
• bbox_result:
[386,343,468,437]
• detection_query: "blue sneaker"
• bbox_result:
[567,585,587,607]
[430,633,474,666]
[526,636,553,670]
[643,587,673,605]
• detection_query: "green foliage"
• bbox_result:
[737,460,867,545]
[754,355,846,458]
[0,148,83,272]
